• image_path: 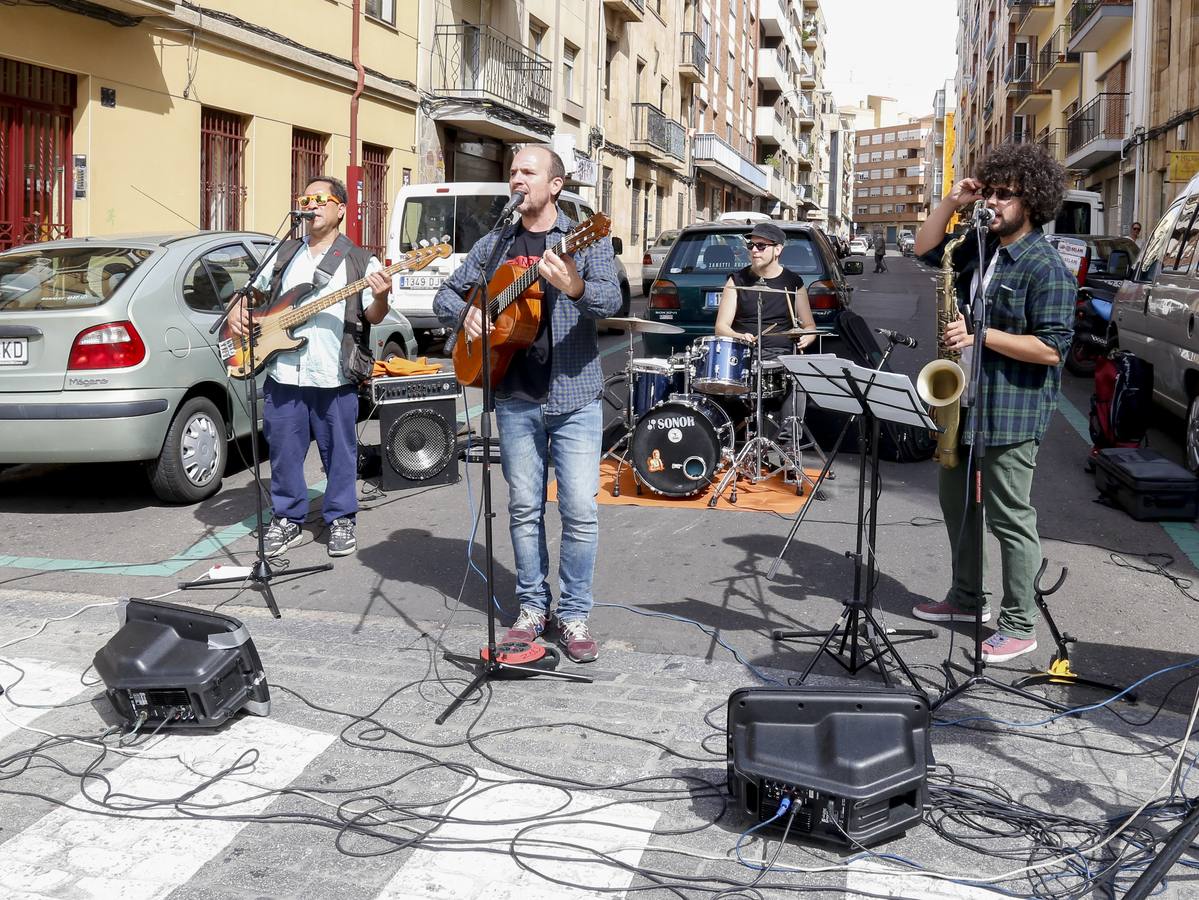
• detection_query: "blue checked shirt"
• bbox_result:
[433,207,622,415]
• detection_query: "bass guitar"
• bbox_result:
[452,213,611,388]
[219,240,451,379]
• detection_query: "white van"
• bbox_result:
[1043,189,1105,237]
[384,182,629,345]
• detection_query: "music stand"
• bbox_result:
[769,355,936,691]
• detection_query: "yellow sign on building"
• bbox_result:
[1168,151,1199,183]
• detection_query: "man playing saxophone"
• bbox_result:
[910,143,1075,664]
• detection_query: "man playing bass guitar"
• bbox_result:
[433,145,621,663]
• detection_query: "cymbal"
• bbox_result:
[775,327,823,337]
[598,316,684,334]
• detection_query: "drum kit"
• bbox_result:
[601,309,826,501]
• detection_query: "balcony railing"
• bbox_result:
[1007,62,1046,106]
[983,94,994,120]
[1066,92,1129,154]
[1070,0,1125,33]
[1038,127,1068,164]
[1037,24,1080,81]
[432,24,551,121]
[631,103,686,162]
[1012,0,1055,31]
[679,32,708,79]
[693,133,769,192]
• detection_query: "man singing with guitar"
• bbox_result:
[433,145,621,663]
[230,176,392,559]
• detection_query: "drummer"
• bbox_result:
[714,221,817,442]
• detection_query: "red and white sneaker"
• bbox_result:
[980,633,1038,663]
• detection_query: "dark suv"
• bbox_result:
[641,222,862,356]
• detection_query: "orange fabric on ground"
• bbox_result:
[370,357,443,378]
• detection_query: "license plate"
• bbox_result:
[0,337,27,366]
[399,274,446,290]
[704,291,722,310]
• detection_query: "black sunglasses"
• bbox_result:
[746,240,777,251]
[980,186,1024,201]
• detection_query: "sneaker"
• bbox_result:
[556,618,599,663]
[504,607,547,643]
[327,517,357,557]
[912,599,991,624]
[263,517,302,558]
[980,633,1038,663]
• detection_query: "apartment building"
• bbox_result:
[853,119,932,243]
[924,81,957,216]
[1,1,420,255]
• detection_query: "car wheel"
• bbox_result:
[1187,395,1199,473]
[1064,337,1100,378]
[148,396,226,503]
[642,280,652,296]
[382,338,411,362]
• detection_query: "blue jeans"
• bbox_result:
[495,397,602,622]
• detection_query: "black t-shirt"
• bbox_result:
[730,266,805,356]
[498,225,552,403]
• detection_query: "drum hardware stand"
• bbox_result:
[182,209,333,617]
[1011,560,1135,702]
[438,209,591,726]
[769,355,936,691]
[707,294,817,508]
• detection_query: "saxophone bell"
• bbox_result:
[917,358,966,408]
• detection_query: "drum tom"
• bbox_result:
[630,357,687,420]
[692,336,752,395]
[630,396,734,497]
[757,359,789,399]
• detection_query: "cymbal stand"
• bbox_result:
[601,327,639,497]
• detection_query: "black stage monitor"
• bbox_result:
[93,598,269,728]
[726,685,930,847]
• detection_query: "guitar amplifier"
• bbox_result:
[371,374,460,490]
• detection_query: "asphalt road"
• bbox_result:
[3,251,1199,713]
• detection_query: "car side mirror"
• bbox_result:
[610,236,623,255]
[842,259,864,275]
[1107,250,1131,279]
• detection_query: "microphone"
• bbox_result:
[876,327,918,349]
[499,191,526,218]
[973,204,995,225]
[291,210,316,220]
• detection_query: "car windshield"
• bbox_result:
[654,232,679,248]
[0,246,153,311]
[399,195,509,253]
[1089,238,1140,273]
[667,231,827,278]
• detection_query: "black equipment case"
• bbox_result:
[1094,448,1199,521]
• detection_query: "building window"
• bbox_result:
[882,204,894,213]
[883,132,895,142]
[858,153,870,163]
[631,181,642,245]
[200,107,247,231]
[291,128,328,201]
[883,168,895,178]
[677,191,685,229]
[859,135,870,146]
[529,19,547,57]
[362,143,389,258]
[883,149,895,160]
[563,42,578,102]
[871,152,882,162]
[882,186,893,196]
[601,166,613,216]
[896,204,907,214]
[869,205,880,214]
[869,187,881,197]
[655,188,665,238]
[604,40,616,99]
[857,205,869,215]
[364,0,394,25]
[871,134,882,144]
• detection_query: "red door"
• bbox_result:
[0,59,74,251]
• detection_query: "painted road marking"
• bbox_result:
[0,716,333,900]
[0,658,91,743]
[382,766,660,899]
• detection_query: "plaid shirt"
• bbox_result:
[433,207,622,415]
[953,229,1076,445]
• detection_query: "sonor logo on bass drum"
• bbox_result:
[648,415,696,431]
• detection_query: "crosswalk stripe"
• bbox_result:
[0,658,91,743]
[0,715,334,900]
[383,767,661,899]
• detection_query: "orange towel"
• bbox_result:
[370,356,444,378]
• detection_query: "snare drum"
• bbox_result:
[756,359,789,399]
[630,396,734,496]
[691,335,752,396]
[630,357,687,420]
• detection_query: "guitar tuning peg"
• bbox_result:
[419,239,428,247]
[441,234,451,243]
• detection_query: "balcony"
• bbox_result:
[631,103,687,170]
[755,106,786,146]
[1037,25,1081,89]
[759,0,784,36]
[799,50,816,87]
[430,24,552,140]
[796,137,813,167]
[1067,0,1134,52]
[1008,62,1051,116]
[603,0,644,23]
[983,94,994,121]
[801,17,821,48]
[1065,92,1129,170]
[693,133,770,195]
[757,47,785,91]
[678,32,707,83]
[1011,0,1055,35]
[796,92,815,126]
[1038,127,1068,165]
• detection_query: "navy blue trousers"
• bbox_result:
[262,378,359,525]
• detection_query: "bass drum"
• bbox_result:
[630,396,734,497]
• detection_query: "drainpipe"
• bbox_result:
[346,0,366,244]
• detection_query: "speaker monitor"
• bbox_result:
[379,395,460,490]
[726,685,930,847]
[92,598,269,729]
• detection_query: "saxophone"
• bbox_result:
[916,231,967,468]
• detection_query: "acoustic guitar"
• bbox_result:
[219,240,451,379]
[452,213,612,388]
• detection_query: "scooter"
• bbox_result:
[1065,286,1116,378]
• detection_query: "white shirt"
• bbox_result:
[254,237,381,389]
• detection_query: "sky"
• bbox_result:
[819,0,960,119]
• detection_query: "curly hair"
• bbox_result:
[975,143,1067,228]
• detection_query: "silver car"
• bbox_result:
[0,232,415,502]
[641,229,680,294]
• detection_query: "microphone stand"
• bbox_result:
[179,210,332,617]
[932,213,1066,713]
[437,203,590,726]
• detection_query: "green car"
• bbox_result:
[641,222,862,357]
